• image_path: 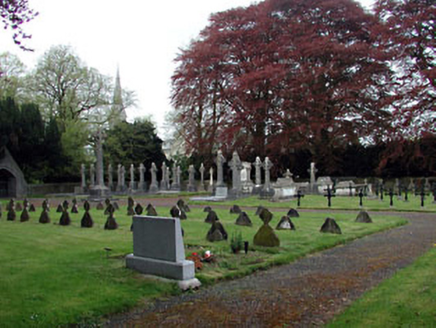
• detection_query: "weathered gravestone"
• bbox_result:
[235,212,252,227]
[203,206,212,213]
[29,203,36,212]
[204,210,218,224]
[104,204,118,230]
[39,209,50,224]
[320,218,342,234]
[135,203,144,215]
[71,203,79,214]
[276,215,296,230]
[177,199,190,213]
[206,218,228,242]
[355,211,373,223]
[287,208,300,218]
[126,216,200,289]
[7,208,16,221]
[59,210,71,226]
[146,204,158,216]
[96,202,104,210]
[170,206,187,220]
[15,202,22,212]
[20,208,29,222]
[56,204,63,213]
[81,201,93,228]
[229,204,242,214]
[253,208,280,247]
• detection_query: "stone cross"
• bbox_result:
[208,167,214,192]
[90,164,95,187]
[324,186,336,207]
[308,162,318,192]
[253,157,262,185]
[358,189,364,207]
[130,164,135,190]
[150,162,158,193]
[166,166,171,190]
[229,151,243,193]
[117,164,122,191]
[138,163,145,191]
[216,150,226,187]
[187,164,196,192]
[177,166,181,186]
[160,163,167,190]
[95,129,105,187]
[107,164,113,190]
[263,157,273,190]
[199,163,206,191]
[81,164,86,188]
[296,190,304,207]
[171,163,180,190]
[121,165,126,191]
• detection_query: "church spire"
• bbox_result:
[112,66,127,123]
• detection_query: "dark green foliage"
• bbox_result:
[103,120,166,179]
[0,98,73,182]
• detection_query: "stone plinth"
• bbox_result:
[126,216,200,287]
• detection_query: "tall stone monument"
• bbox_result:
[160,163,167,191]
[252,156,263,194]
[260,157,274,198]
[198,163,206,192]
[89,129,109,197]
[187,165,197,192]
[149,162,159,193]
[229,151,243,198]
[138,163,146,191]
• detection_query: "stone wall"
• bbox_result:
[28,183,80,195]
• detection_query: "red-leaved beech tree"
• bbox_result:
[171,0,393,173]
[375,0,435,138]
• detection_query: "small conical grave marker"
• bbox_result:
[358,189,364,207]
[296,190,304,207]
[324,186,335,207]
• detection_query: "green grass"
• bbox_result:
[328,247,436,328]
[191,194,436,212]
[0,201,406,327]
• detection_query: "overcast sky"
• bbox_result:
[0,0,374,138]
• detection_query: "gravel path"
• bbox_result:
[103,211,436,328]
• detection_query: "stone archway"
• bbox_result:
[0,168,17,198]
[0,147,27,198]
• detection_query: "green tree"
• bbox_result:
[0,52,26,100]
[104,119,166,177]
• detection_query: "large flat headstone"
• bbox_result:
[126,216,200,286]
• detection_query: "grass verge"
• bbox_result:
[328,246,436,328]
[0,201,406,327]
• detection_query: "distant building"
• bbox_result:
[0,147,27,197]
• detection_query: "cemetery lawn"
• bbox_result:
[328,246,436,328]
[0,203,406,327]
[191,195,436,212]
